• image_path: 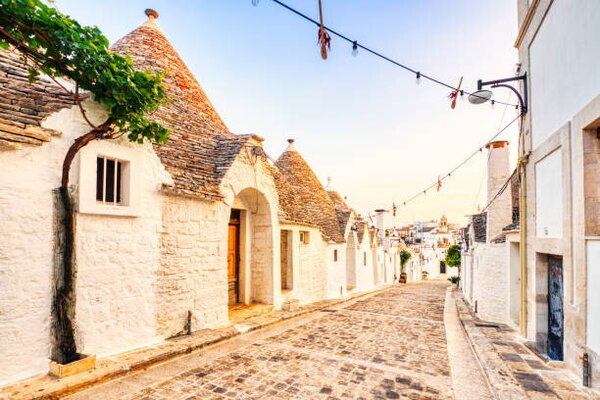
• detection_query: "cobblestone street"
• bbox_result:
[67,282,453,400]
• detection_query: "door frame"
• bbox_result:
[228,210,241,305]
[547,255,564,361]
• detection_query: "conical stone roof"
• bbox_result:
[275,140,345,243]
[111,12,233,200]
[327,190,353,237]
[268,165,315,226]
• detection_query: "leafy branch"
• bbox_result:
[0,0,170,364]
[0,0,169,153]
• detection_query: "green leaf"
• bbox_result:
[1,0,169,144]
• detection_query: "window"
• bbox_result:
[300,231,310,245]
[363,252,367,266]
[96,156,125,205]
[333,249,338,262]
[79,142,141,217]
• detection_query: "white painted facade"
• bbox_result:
[460,141,515,325]
[515,0,600,386]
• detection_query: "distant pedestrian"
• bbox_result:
[393,274,398,284]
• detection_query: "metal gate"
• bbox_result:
[547,255,564,361]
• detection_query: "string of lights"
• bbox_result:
[396,113,520,207]
[259,0,521,109]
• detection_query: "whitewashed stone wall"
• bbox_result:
[0,100,170,383]
[0,104,80,385]
[344,231,358,291]
[382,250,396,284]
[326,242,347,299]
[471,242,509,323]
[74,136,170,357]
[278,224,328,304]
[461,251,474,302]
[157,195,229,337]
[355,232,375,291]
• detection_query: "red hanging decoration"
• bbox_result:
[437,175,442,192]
[448,76,463,109]
[317,0,330,60]
[392,202,397,216]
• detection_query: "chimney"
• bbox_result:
[486,140,512,241]
[374,209,387,242]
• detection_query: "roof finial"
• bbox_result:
[145,8,159,19]
[285,138,296,152]
[326,176,332,190]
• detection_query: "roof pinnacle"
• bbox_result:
[145,9,159,19]
[285,138,296,152]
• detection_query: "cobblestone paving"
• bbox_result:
[87,282,453,400]
[479,325,596,400]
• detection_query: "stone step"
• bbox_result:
[282,298,300,311]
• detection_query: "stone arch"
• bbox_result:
[231,187,276,305]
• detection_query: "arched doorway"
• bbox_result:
[345,233,357,291]
[228,188,275,307]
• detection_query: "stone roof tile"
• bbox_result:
[275,141,345,243]
[269,165,316,226]
[111,15,233,200]
[327,191,353,236]
[0,49,75,150]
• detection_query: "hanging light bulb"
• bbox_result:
[352,41,358,57]
[416,71,421,85]
[459,90,464,101]
[491,99,496,109]
[252,0,259,6]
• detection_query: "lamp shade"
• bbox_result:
[468,90,493,104]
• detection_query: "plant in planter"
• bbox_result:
[421,270,429,280]
[399,250,411,283]
[444,244,461,285]
[448,275,460,288]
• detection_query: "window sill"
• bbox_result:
[78,203,140,217]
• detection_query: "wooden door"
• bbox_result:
[228,212,240,305]
[440,261,446,274]
[547,255,564,361]
[280,231,288,290]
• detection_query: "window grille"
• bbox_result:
[96,156,124,205]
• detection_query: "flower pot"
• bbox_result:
[399,272,407,284]
[49,353,96,378]
[421,275,428,280]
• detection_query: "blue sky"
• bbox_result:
[54,0,519,225]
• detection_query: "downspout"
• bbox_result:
[519,113,530,338]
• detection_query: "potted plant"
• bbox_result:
[448,275,460,288]
[444,244,461,285]
[421,270,429,280]
[399,250,411,283]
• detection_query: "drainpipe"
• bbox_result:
[519,115,530,338]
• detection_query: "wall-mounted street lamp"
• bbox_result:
[468,73,528,114]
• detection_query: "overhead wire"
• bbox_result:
[471,92,513,213]
[480,168,517,214]
[266,0,520,108]
[397,113,520,207]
